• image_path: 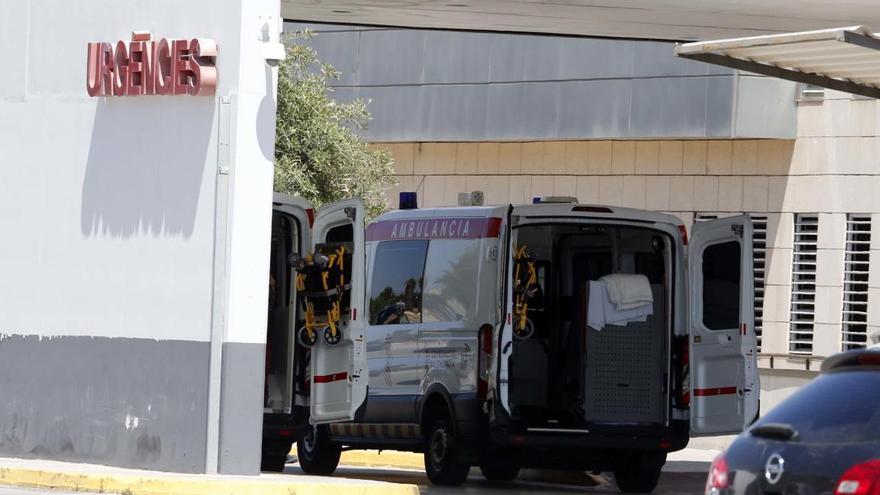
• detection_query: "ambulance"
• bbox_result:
[263,192,759,493]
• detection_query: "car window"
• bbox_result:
[755,370,880,443]
[369,240,428,325]
[422,239,480,323]
[702,240,740,330]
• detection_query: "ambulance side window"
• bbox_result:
[422,239,480,323]
[702,240,741,330]
[369,240,428,325]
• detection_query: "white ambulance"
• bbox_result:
[265,193,759,493]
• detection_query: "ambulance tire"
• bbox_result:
[424,417,470,486]
[479,463,520,482]
[297,426,341,476]
[260,440,291,472]
[613,456,663,493]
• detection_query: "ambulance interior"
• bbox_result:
[264,210,354,415]
[509,223,672,430]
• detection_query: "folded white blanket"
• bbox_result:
[600,273,653,310]
[587,280,654,331]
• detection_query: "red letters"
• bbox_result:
[85,33,217,97]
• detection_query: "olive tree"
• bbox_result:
[274,31,396,217]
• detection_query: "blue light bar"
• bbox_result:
[400,192,418,210]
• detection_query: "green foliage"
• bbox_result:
[274,30,396,218]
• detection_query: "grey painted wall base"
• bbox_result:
[217,342,266,475]
[0,335,209,473]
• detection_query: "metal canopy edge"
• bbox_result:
[675,26,880,99]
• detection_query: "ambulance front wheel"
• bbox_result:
[297,326,318,348]
[322,327,342,346]
[297,425,341,476]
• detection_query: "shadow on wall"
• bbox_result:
[80,97,216,239]
[256,65,278,162]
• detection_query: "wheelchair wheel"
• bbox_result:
[297,325,318,348]
[322,326,342,346]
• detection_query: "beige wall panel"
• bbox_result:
[769,213,793,249]
[782,176,822,212]
[869,249,880,290]
[807,137,830,175]
[522,142,544,174]
[423,175,447,207]
[477,143,500,174]
[828,98,859,138]
[645,176,671,211]
[668,176,694,212]
[832,137,860,175]
[707,141,733,175]
[757,140,784,176]
[854,137,878,175]
[486,176,510,205]
[812,323,841,358]
[455,143,479,175]
[510,176,532,205]
[742,176,769,212]
[576,176,600,204]
[392,143,415,175]
[837,175,878,214]
[854,98,877,137]
[760,321,790,355]
[788,139,810,175]
[564,141,589,175]
[717,176,744,212]
[765,248,793,288]
[732,140,759,175]
[814,285,843,325]
[498,142,523,174]
[531,175,554,199]
[589,141,613,175]
[682,141,708,175]
[413,143,434,175]
[815,249,845,288]
[796,102,824,138]
[658,141,683,175]
[818,213,846,250]
[434,143,457,175]
[622,176,647,209]
[868,288,880,327]
[544,142,567,174]
[598,176,624,206]
[553,175,577,198]
[762,284,791,323]
[635,141,660,175]
[443,176,468,206]
[612,141,636,175]
[693,176,720,212]
[766,177,788,212]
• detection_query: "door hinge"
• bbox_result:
[731,224,744,237]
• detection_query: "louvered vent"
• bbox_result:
[789,214,818,355]
[841,215,871,351]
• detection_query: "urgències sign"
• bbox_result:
[86,32,217,97]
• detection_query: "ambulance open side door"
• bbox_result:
[688,215,759,435]
[309,198,368,424]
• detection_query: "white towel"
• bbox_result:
[601,274,654,310]
[587,280,654,331]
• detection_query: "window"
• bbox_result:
[751,215,768,352]
[702,240,741,330]
[790,214,818,355]
[842,215,872,350]
[369,240,428,325]
[422,239,480,323]
[695,212,766,349]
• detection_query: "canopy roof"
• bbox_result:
[675,26,880,99]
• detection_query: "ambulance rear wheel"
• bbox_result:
[260,439,291,472]
[424,417,470,486]
[613,454,663,493]
[479,462,520,482]
[296,426,341,476]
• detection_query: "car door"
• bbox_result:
[309,198,368,424]
[689,214,759,435]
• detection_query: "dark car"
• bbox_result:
[706,348,880,495]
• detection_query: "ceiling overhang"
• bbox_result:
[676,26,880,99]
